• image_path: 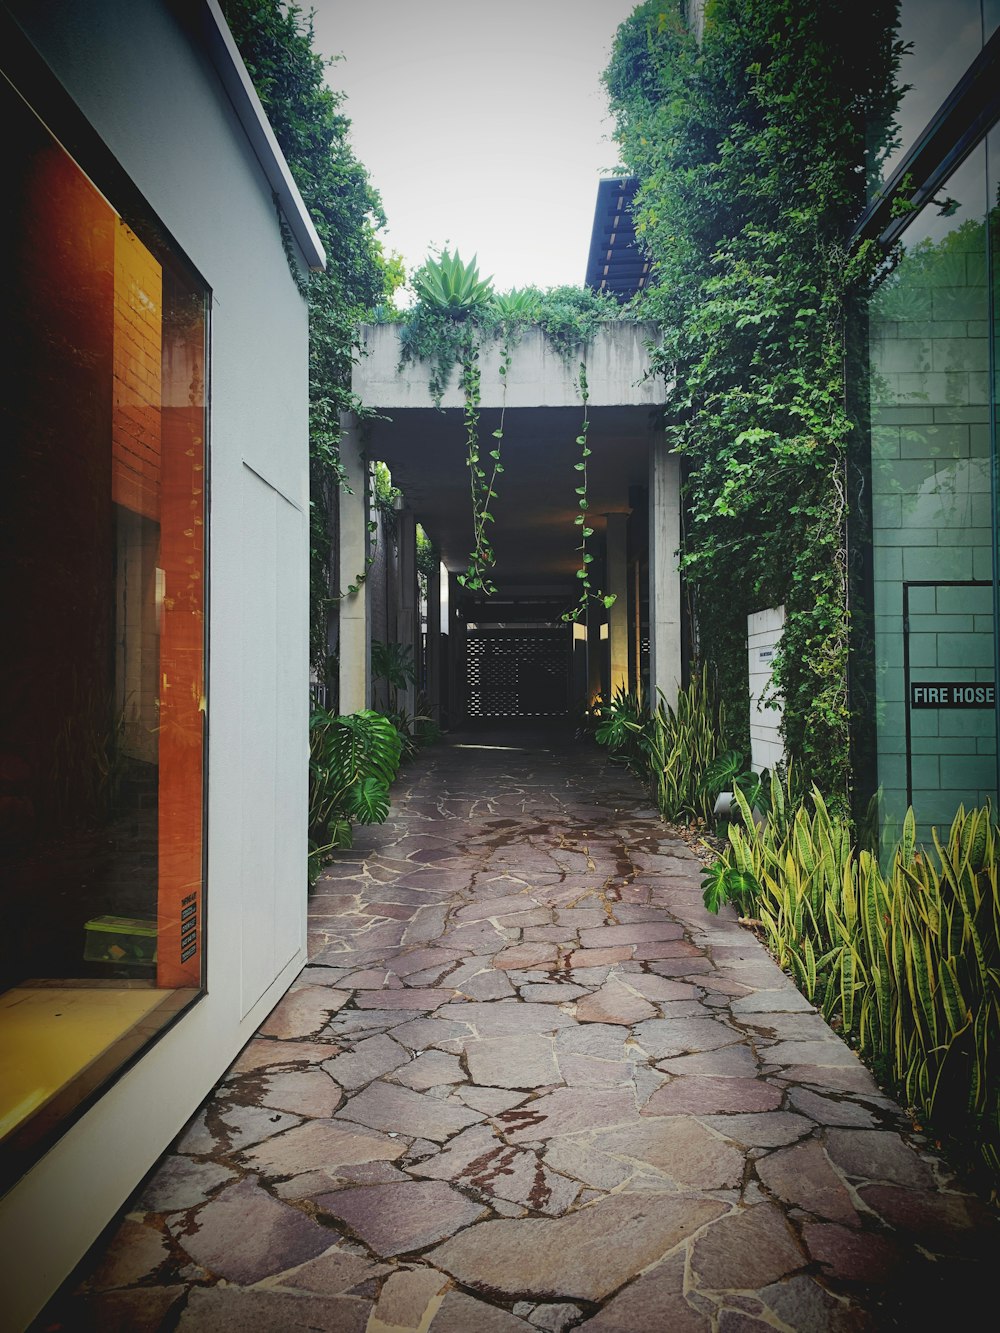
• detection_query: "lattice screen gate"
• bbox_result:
[465,628,572,720]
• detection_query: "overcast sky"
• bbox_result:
[308,0,639,297]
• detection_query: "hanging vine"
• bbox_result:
[562,363,616,624]
[395,258,634,601]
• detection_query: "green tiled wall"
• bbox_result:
[868,140,997,845]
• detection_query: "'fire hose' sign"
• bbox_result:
[910,682,995,709]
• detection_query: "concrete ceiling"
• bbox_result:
[364,403,657,606]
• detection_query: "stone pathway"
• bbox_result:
[37,728,998,1330]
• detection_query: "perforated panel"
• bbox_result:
[466,628,571,718]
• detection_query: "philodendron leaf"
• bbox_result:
[574,462,586,470]
[603,594,617,607]
[583,526,594,537]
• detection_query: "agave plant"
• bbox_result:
[491,286,542,321]
[411,249,494,315]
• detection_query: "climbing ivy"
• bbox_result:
[603,0,905,805]
[220,0,398,668]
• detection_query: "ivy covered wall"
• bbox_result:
[604,0,904,805]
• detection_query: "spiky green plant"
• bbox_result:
[411,249,494,315]
[706,785,1000,1199]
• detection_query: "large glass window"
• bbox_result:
[0,70,207,1189]
[871,0,1000,198]
[867,138,997,841]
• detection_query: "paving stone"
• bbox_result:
[259,1068,343,1118]
[757,1274,876,1333]
[565,946,634,969]
[755,1138,861,1223]
[492,942,560,970]
[175,1286,371,1331]
[371,1265,451,1326]
[393,1049,466,1089]
[761,1038,865,1070]
[786,1087,881,1128]
[435,1000,575,1035]
[428,1192,726,1301]
[388,948,465,978]
[575,979,657,1025]
[823,1127,937,1188]
[317,1179,487,1256]
[442,1141,579,1214]
[216,1104,303,1149]
[466,1034,560,1088]
[82,1218,170,1290]
[657,1044,760,1078]
[688,1201,804,1291]
[271,1242,390,1294]
[428,1290,534,1331]
[557,1053,634,1088]
[338,1081,484,1142]
[500,1088,640,1142]
[136,1156,237,1214]
[76,1288,186,1332]
[801,1220,903,1283]
[642,1076,784,1117]
[592,1117,745,1189]
[338,968,401,988]
[390,1016,477,1049]
[169,1178,332,1283]
[407,1123,503,1180]
[625,974,700,1003]
[274,1159,410,1200]
[632,1016,740,1058]
[355,987,456,1009]
[238,1119,406,1176]
[456,1086,530,1115]
[554,1023,629,1061]
[322,1034,410,1089]
[578,922,685,948]
[224,1038,338,1077]
[526,1301,583,1331]
[542,1139,633,1191]
[518,982,589,1003]
[257,985,350,1038]
[698,1111,813,1148]
[575,1251,709,1331]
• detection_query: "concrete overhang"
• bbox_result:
[353,323,665,605]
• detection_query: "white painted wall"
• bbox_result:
[0,3,310,1326]
[748,606,786,774]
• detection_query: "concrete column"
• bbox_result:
[649,431,682,710]
[605,511,630,695]
[448,572,466,727]
[338,411,370,714]
[425,559,442,721]
[395,503,417,719]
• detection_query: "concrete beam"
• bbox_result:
[356,323,663,411]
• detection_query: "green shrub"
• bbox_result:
[595,664,733,824]
[308,708,402,881]
[706,783,1000,1201]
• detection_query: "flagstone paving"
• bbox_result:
[36,727,999,1330]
